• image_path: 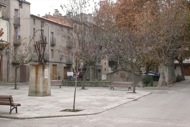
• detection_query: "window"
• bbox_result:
[14,9,18,16]
[33,19,35,25]
[51,49,54,58]
[51,32,54,42]
[14,9,19,17]
[41,21,44,27]
[33,28,35,37]
[14,27,19,38]
[19,1,22,8]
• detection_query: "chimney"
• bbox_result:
[53,9,61,16]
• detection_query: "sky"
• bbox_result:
[27,0,101,16]
[27,0,69,16]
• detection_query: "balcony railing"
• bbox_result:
[13,35,21,46]
[40,35,47,41]
[50,38,56,46]
[66,57,72,65]
[14,16,20,26]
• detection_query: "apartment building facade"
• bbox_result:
[44,12,111,80]
[0,2,9,82]
[0,0,75,83]
[31,14,73,80]
[0,0,31,82]
[0,0,110,83]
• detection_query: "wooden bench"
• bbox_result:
[51,80,63,88]
[0,95,21,114]
[110,81,133,91]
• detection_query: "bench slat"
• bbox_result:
[51,80,62,88]
[0,95,21,114]
[0,95,12,99]
[110,81,133,90]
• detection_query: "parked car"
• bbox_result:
[142,71,160,81]
[148,71,160,81]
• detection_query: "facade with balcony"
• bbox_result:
[0,0,31,82]
[44,11,110,80]
[0,1,110,83]
[30,14,73,81]
[0,2,9,82]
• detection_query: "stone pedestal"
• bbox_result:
[28,63,51,96]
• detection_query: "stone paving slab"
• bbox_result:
[0,84,151,119]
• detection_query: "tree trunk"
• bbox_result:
[14,66,19,89]
[179,60,185,80]
[73,72,77,111]
[131,64,137,93]
[132,73,136,93]
[89,66,95,81]
[81,66,89,89]
[158,60,176,87]
[0,55,3,81]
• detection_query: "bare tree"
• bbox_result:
[11,38,35,89]
[62,1,104,83]
[59,0,105,111]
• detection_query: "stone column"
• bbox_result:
[28,63,51,96]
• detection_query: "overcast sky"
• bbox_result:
[27,0,101,16]
[27,0,69,16]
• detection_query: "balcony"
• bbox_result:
[11,59,20,65]
[14,16,20,26]
[32,53,49,62]
[66,57,72,65]
[13,35,21,46]
[44,53,49,62]
[50,38,56,46]
[40,35,47,41]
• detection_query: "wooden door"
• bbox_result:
[20,65,27,82]
[52,64,57,80]
[184,65,190,76]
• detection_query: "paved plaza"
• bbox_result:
[0,84,150,119]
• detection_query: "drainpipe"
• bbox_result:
[48,26,51,80]
[6,21,10,83]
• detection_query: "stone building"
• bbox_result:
[0,0,31,82]
[44,11,111,80]
[30,14,73,81]
[0,0,74,83]
[0,0,111,83]
[0,2,9,82]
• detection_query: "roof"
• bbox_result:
[30,14,73,29]
[43,15,73,28]
[18,0,30,5]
